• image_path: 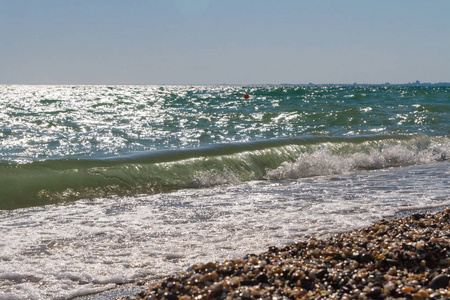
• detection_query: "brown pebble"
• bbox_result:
[402,286,415,293]
[199,271,219,283]
[413,289,430,298]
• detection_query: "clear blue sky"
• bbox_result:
[1,0,449,85]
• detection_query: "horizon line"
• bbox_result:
[1,82,450,86]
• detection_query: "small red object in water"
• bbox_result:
[243,94,249,99]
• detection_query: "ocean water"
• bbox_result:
[0,85,449,299]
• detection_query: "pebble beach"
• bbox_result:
[124,208,450,300]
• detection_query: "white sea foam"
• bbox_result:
[265,141,450,180]
[0,162,449,299]
[55,283,117,300]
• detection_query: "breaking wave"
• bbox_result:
[1,134,448,210]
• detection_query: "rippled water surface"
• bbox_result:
[1,85,448,162]
[0,85,448,299]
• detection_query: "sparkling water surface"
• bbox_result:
[0,85,449,299]
[1,85,448,163]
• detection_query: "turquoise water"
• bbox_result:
[0,85,448,210]
[0,85,449,299]
[1,85,449,161]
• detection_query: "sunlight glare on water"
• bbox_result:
[0,85,449,298]
[1,85,449,163]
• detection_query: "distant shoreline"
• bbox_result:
[1,82,450,87]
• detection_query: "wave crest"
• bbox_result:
[265,138,449,180]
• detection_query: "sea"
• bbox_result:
[0,85,449,299]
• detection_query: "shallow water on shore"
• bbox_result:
[0,162,448,299]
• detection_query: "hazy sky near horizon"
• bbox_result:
[1,0,449,85]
